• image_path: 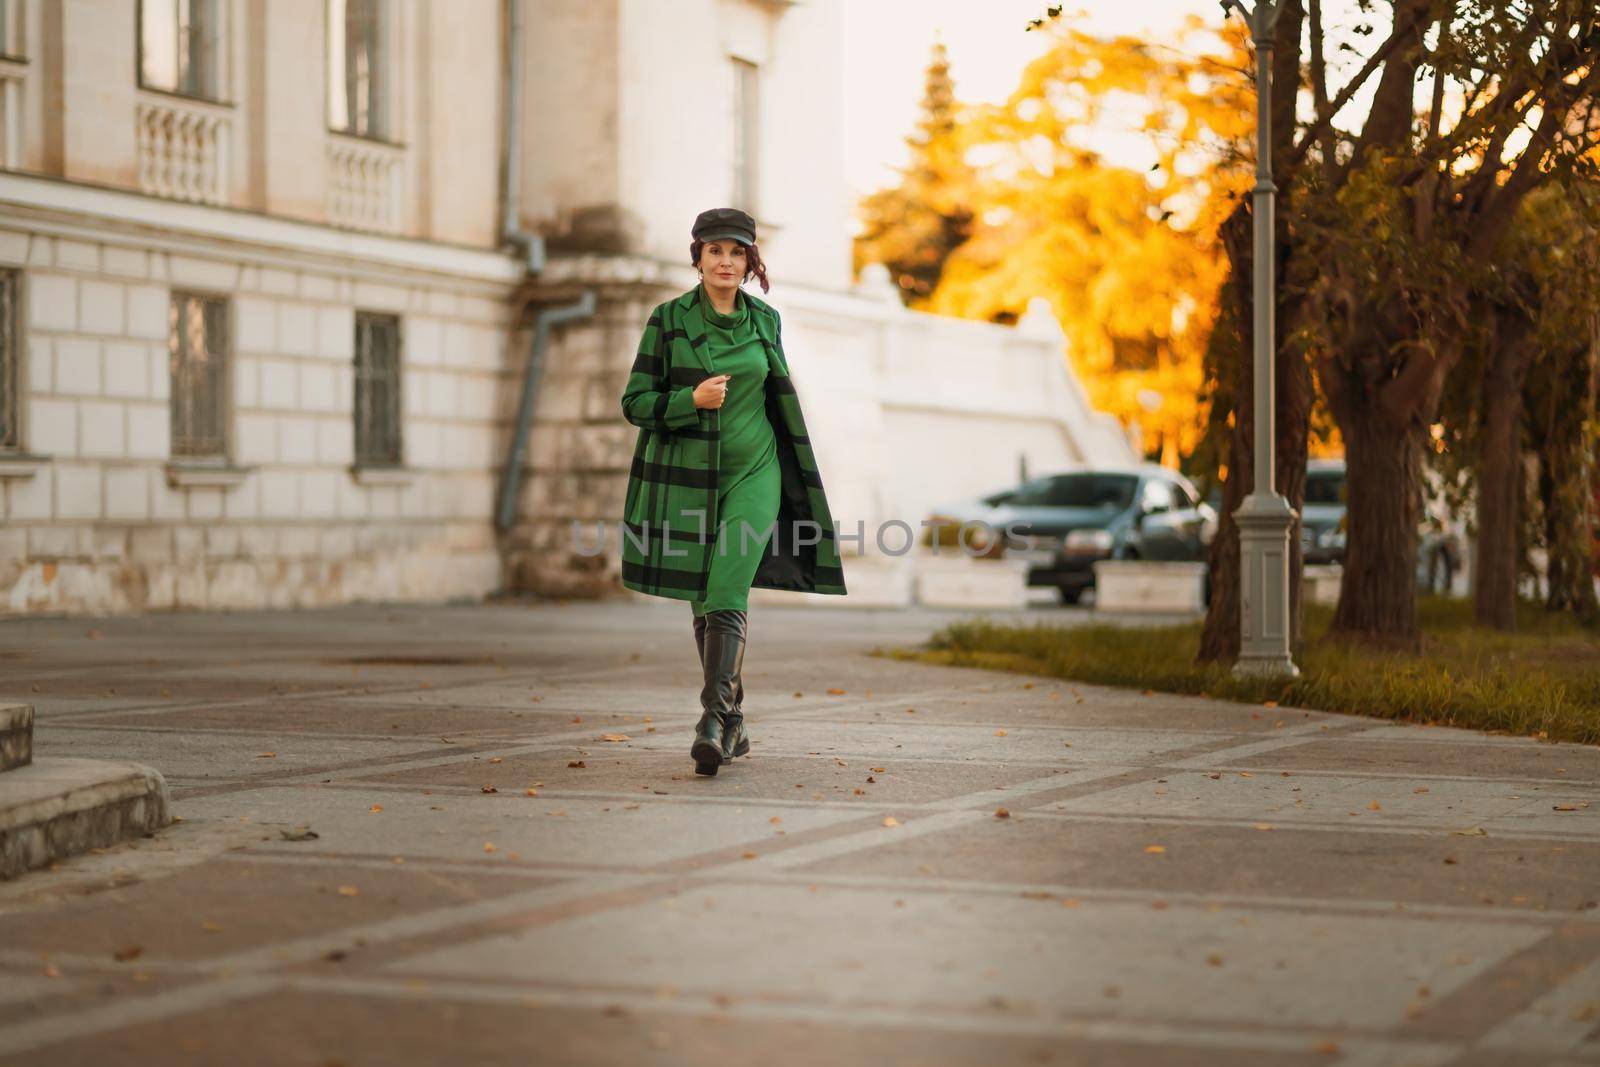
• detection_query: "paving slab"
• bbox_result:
[0,599,1597,1066]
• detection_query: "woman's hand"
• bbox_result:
[693,374,732,409]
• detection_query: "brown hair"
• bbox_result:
[690,238,770,294]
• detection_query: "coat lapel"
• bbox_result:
[679,285,712,373]
[677,283,780,374]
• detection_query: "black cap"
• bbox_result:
[692,207,756,246]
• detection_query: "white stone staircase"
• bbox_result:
[0,703,172,879]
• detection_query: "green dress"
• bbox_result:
[690,284,781,618]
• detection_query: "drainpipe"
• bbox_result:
[496,0,596,534]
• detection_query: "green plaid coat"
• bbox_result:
[619,284,847,602]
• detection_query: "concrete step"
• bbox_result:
[1,703,33,772]
[0,755,172,879]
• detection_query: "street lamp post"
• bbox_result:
[1222,0,1299,678]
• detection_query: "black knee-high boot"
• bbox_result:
[693,610,747,760]
[691,608,746,776]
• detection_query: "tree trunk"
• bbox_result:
[1536,320,1600,619]
[1198,204,1312,663]
[1472,322,1533,630]
[1331,414,1425,651]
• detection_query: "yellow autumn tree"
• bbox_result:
[925,17,1254,466]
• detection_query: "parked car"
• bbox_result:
[1203,457,1464,594]
[925,465,1217,604]
[1301,458,1347,565]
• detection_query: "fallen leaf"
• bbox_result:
[769,816,782,824]
[256,752,276,759]
[1312,1038,1341,1055]
[741,851,757,860]
[488,758,503,764]
[113,946,143,962]
[1413,786,1430,794]
[601,734,630,742]
[995,729,1008,737]
[1554,804,1585,812]
[1253,823,1274,831]
[1237,771,1253,778]
[853,788,865,796]
[1144,845,1166,855]
[572,716,582,723]
[201,921,222,932]
[525,788,539,797]
[337,885,359,897]
[43,964,61,978]
[871,767,886,773]
[280,827,319,841]
[1454,826,1488,837]
[866,776,876,783]
[995,808,1011,818]
[481,785,498,794]
[368,804,384,814]
[826,688,846,695]
[882,816,899,827]
[1206,954,1224,967]
[1206,772,1222,780]
[1261,700,1279,708]
[568,760,587,768]
[1368,800,1382,811]
[483,842,498,853]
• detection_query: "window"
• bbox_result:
[328,0,393,140]
[0,269,16,450]
[1043,473,1138,510]
[353,311,401,466]
[1306,471,1345,505]
[169,292,229,460]
[1140,479,1176,514]
[139,0,224,100]
[1002,477,1054,507]
[730,57,759,212]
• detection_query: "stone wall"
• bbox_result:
[0,198,518,616]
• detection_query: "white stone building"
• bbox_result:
[0,0,1132,617]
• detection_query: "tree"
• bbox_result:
[1300,0,1600,649]
[853,41,977,308]
[925,19,1253,465]
[1522,184,1600,621]
[1437,183,1600,629]
[1023,1,1600,654]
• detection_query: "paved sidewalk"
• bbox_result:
[1,600,1598,1066]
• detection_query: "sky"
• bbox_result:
[842,0,1219,203]
[842,0,1384,221]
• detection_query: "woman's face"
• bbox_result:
[698,240,747,296]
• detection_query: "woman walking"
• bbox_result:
[618,207,848,777]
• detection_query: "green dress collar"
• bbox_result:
[699,281,749,330]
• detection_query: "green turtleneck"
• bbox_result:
[699,283,776,475]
